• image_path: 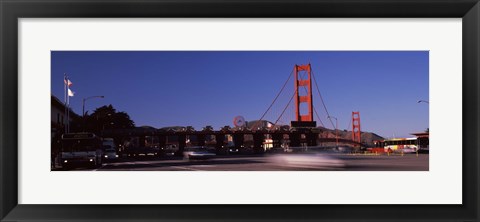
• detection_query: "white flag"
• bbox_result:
[68,88,75,97]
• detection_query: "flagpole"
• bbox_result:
[64,74,67,134]
[67,91,69,133]
[67,82,70,133]
[64,75,75,133]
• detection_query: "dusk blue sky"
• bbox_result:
[51,51,429,138]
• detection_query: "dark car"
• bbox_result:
[227,146,239,154]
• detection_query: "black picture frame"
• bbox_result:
[1,0,479,221]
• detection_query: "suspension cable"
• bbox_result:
[311,69,335,129]
[312,107,325,127]
[252,68,294,130]
[347,118,352,132]
[275,90,296,126]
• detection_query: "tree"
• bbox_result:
[82,104,135,135]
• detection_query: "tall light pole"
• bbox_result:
[82,95,104,132]
[417,99,429,150]
[327,116,338,149]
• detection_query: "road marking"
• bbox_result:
[195,165,215,168]
[170,166,203,171]
[93,163,108,171]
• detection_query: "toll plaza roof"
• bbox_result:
[411,132,429,138]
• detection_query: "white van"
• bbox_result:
[102,138,118,160]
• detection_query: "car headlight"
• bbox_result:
[104,155,108,158]
[89,159,94,162]
[64,160,68,163]
[115,155,119,158]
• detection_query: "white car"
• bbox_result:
[270,153,345,170]
[183,146,216,160]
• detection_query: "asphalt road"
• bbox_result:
[56,153,429,171]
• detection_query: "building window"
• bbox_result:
[57,113,60,124]
[61,115,64,125]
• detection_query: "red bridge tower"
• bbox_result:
[293,64,314,126]
[352,111,361,143]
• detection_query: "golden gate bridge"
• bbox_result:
[103,63,364,155]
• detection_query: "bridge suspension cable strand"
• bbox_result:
[252,68,294,130]
[347,118,352,132]
[274,89,296,126]
[311,69,335,129]
[312,107,325,127]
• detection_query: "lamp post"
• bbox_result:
[82,95,104,132]
[417,99,429,151]
[327,116,338,149]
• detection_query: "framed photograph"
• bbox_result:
[1,0,478,221]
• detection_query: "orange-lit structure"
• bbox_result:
[294,64,314,122]
[352,111,361,143]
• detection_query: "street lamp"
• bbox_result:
[83,96,105,117]
[82,95,104,131]
[417,99,429,145]
[327,116,338,149]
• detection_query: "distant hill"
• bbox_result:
[245,120,274,129]
[139,126,157,130]
[316,126,384,145]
